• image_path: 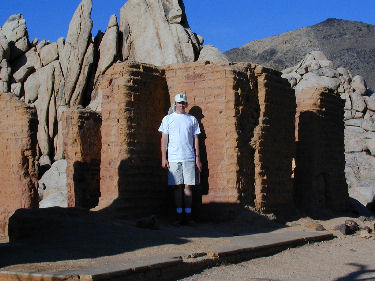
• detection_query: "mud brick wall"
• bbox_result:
[62,109,101,209]
[295,87,348,213]
[98,62,168,215]
[165,62,295,215]
[165,62,253,207]
[0,93,38,238]
[252,66,296,214]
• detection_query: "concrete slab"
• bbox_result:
[0,231,333,281]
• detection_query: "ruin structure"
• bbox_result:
[295,87,348,214]
[62,109,101,209]
[88,61,296,217]
[97,62,168,216]
[0,93,38,238]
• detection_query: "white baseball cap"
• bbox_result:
[175,93,187,103]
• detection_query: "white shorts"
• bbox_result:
[168,161,199,186]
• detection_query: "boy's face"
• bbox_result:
[175,101,187,112]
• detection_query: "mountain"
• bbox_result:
[225,18,375,91]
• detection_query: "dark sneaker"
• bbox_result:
[172,213,184,226]
[185,214,198,226]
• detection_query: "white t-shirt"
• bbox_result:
[158,112,201,162]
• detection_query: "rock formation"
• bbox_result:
[120,0,202,66]
[282,51,375,208]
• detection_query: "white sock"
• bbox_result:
[176,208,183,214]
[185,208,191,214]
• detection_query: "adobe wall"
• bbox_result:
[295,87,348,213]
[62,109,101,209]
[0,93,38,238]
[165,62,296,215]
[252,66,296,214]
[97,62,169,216]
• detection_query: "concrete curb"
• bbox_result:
[0,231,334,281]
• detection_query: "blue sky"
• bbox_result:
[0,0,374,52]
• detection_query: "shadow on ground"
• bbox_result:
[0,204,286,268]
[333,263,375,281]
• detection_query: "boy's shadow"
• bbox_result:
[189,106,209,217]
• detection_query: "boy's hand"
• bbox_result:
[196,157,202,172]
[162,158,170,169]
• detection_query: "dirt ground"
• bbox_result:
[181,234,375,281]
[0,207,374,280]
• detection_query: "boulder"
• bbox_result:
[60,0,93,105]
[38,159,67,208]
[364,131,375,139]
[0,59,11,82]
[54,105,68,160]
[13,64,34,83]
[337,67,352,79]
[12,47,42,75]
[120,0,201,66]
[89,15,119,111]
[310,50,328,61]
[351,75,367,95]
[1,14,30,60]
[345,127,366,152]
[0,30,10,62]
[365,95,375,111]
[345,219,360,233]
[319,60,333,68]
[344,95,352,110]
[314,67,338,78]
[362,119,375,132]
[295,73,340,94]
[334,224,352,235]
[10,82,22,97]
[39,42,58,66]
[69,41,94,107]
[350,91,366,112]
[24,70,39,103]
[35,64,55,162]
[57,37,65,57]
[345,119,363,128]
[346,152,375,189]
[349,186,375,207]
[197,44,229,62]
[95,14,119,81]
[366,139,375,155]
[36,40,48,52]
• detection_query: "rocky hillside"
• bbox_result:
[225,18,375,91]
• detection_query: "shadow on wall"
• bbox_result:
[73,160,100,209]
[189,106,209,196]
[294,89,348,218]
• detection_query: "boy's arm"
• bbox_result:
[194,134,202,172]
[161,133,169,168]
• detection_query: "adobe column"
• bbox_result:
[97,62,169,216]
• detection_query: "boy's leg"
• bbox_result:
[184,185,192,209]
[173,185,184,225]
[174,185,184,209]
